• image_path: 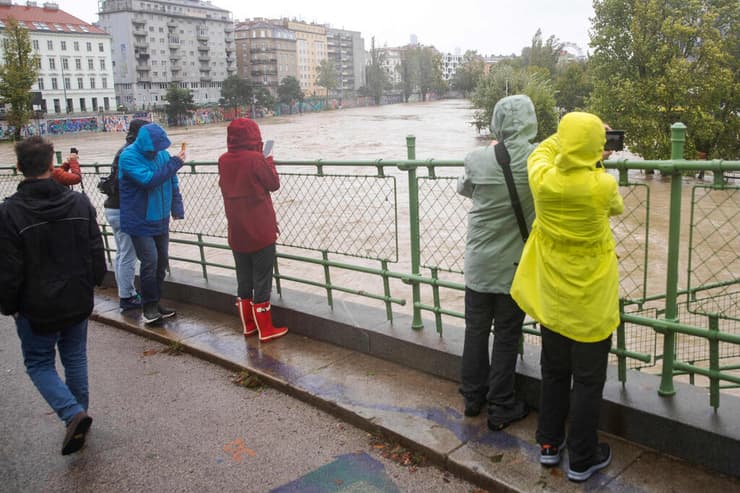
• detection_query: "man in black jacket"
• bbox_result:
[0,136,106,455]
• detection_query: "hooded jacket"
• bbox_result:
[103,118,148,209]
[218,118,280,254]
[0,178,106,332]
[457,94,537,293]
[118,123,184,236]
[511,112,625,342]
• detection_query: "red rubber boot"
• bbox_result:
[236,297,257,336]
[251,301,288,342]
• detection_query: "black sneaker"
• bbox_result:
[143,303,163,324]
[540,438,566,466]
[487,400,528,431]
[61,411,93,455]
[158,304,176,319]
[464,399,486,417]
[119,293,142,311]
[568,443,612,482]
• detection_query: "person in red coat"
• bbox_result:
[218,118,287,342]
[51,150,82,187]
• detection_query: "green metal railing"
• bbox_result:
[2,123,738,408]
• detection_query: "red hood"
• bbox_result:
[227,118,262,152]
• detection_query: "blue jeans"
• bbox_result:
[131,233,169,305]
[16,315,88,425]
[104,208,138,299]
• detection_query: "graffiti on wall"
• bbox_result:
[46,117,99,135]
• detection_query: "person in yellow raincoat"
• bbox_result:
[511,112,624,482]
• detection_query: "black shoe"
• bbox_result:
[540,438,566,466]
[119,293,142,311]
[487,400,529,431]
[464,399,486,417]
[143,303,163,324]
[158,304,176,319]
[568,443,612,482]
[62,411,93,455]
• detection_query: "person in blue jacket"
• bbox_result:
[118,123,185,324]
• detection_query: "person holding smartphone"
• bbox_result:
[51,147,82,187]
[217,118,287,342]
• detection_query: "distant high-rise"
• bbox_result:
[97,0,236,111]
[326,27,365,96]
[234,19,297,97]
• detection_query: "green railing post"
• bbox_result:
[322,250,333,309]
[196,233,208,280]
[658,122,686,397]
[617,299,627,384]
[381,260,393,322]
[708,315,719,410]
[406,135,423,330]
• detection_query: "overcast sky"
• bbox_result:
[54,0,595,56]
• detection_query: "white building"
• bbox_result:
[0,1,116,115]
[97,0,235,111]
[442,50,462,81]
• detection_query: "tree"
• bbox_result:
[452,50,485,98]
[277,76,303,113]
[471,64,558,140]
[554,60,592,112]
[0,18,40,140]
[365,37,390,105]
[521,29,565,77]
[220,75,252,115]
[164,84,196,126]
[416,46,446,101]
[316,59,338,106]
[589,0,739,159]
[398,48,420,102]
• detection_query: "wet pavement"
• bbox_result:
[67,287,740,492]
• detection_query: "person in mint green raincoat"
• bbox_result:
[456,95,536,430]
[511,112,624,481]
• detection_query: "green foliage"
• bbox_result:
[277,76,303,107]
[452,50,485,97]
[416,46,447,100]
[0,18,40,140]
[220,75,252,112]
[164,84,196,126]
[316,59,338,104]
[398,49,419,102]
[554,60,593,112]
[365,37,390,105]
[521,29,564,77]
[589,0,739,159]
[471,64,558,140]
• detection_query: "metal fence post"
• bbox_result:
[406,135,423,330]
[658,122,686,396]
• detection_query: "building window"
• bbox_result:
[37,78,45,90]
[66,98,73,112]
[90,78,96,89]
[79,98,86,112]
[103,96,110,110]
[62,58,69,70]
[98,42,104,52]
[102,77,107,89]
[86,42,92,51]
[61,41,67,51]
[99,59,106,70]
[88,59,94,70]
[74,41,80,51]
[75,58,82,70]
[49,58,56,70]
[32,39,39,50]
[53,98,61,113]
[77,77,84,89]
[64,78,71,89]
[92,97,98,111]
[47,40,53,50]
[51,77,58,89]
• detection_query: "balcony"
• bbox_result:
[135,48,150,59]
[134,40,148,49]
[132,17,146,26]
[224,25,234,33]
[199,66,211,73]
[197,33,209,41]
[200,75,213,82]
[198,55,211,63]
[136,65,151,72]
[133,27,146,36]
[167,19,178,28]
[169,41,180,49]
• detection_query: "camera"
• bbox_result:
[604,130,624,152]
[70,147,79,155]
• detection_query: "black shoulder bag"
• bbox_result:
[494,142,529,242]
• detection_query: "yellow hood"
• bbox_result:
[554,112,606,172]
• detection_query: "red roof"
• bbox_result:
[0,4,107,35]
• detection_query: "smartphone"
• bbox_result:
[263,140,274,157]
[605,130,625,152]
[180,142,187,152]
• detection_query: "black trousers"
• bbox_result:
[536,326,612,466]
[459,287,525,411]
[233,243,276,303]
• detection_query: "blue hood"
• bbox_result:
[133,123,171,153]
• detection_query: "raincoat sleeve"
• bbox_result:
[171,175,184,219]
[122,153,184,189]
[607,180,624,216]
[456,151,477,198]
[256,156,280,192]
[52,156,82,186]
[527,134,560,185]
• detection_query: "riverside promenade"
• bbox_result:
[85,275,740,493]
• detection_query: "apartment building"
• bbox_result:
[279,19,326,96]
[0,1,116,115]
[326,27,364,97]
[442,50,462,81]
[234,19,296,97]
[378,46,402,86]
[97,0,235,110]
